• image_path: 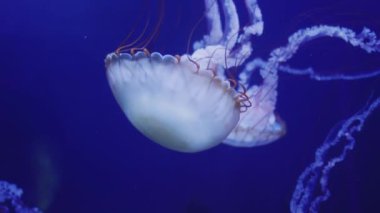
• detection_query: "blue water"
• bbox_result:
[0,0,379,212]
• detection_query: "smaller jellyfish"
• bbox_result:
[105,0,285,153]
[0,180,42,213]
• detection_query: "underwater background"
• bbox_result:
[0,0,379,212]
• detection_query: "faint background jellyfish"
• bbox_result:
[0,180,42,213]
[0,81,61,213]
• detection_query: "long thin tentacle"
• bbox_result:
[290,96,380,213]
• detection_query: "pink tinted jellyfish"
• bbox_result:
[105,0,380,155]
[105,0,380,211]
[105,0,286,153]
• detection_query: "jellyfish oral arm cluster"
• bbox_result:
[0,181,42,213]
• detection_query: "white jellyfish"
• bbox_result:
[105,0,380,154]
[105,0,380,211]
[105,0,286,153]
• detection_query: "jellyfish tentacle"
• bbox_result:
[129,47,150,56]
[0,180,42,213]
[0,181,23,203]
[258,25,380,108]
[228,25,380,148]
[290,96,380,213]
[280,66,380,81]
[115,16,151,54]
[187,55,201,73]
[239,58,380,85]
[264,25,380,75]
[238,58,265,87]
[174,55,181,63]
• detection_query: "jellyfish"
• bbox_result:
[105,0,380,211]
[0,180,42,213]
[105,0,285,153]
[105,0,380,213]
[105,0,379,152]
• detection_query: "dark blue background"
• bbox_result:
[0,0,379,212]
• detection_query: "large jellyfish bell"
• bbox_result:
[105,0,286,153]
[106,53,241,152]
